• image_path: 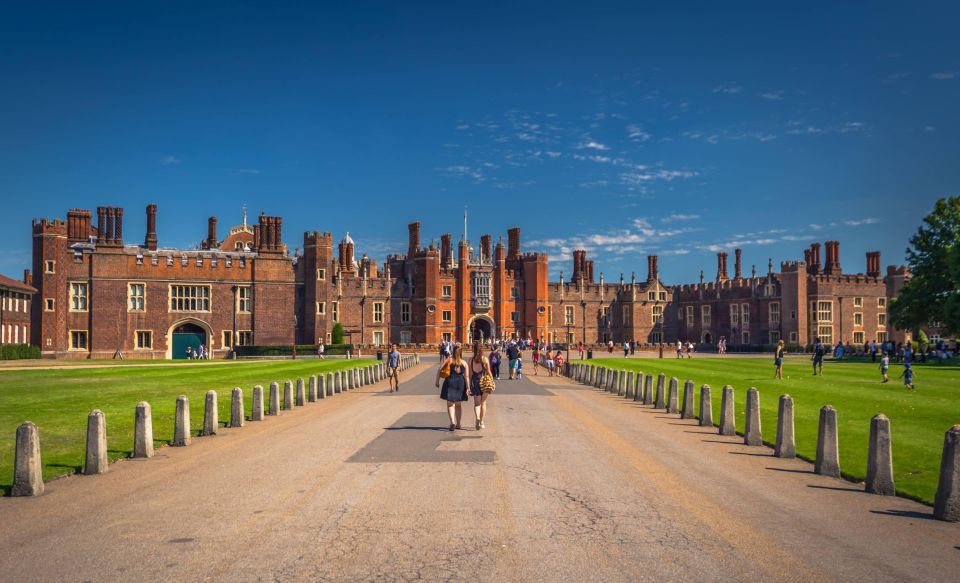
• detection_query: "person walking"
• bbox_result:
[317,342,326,360]
[386,343,402,392]
[578,341,584,359]
[623,341,629,358]
[880,353,890,383]
[686,341,694,358]
[899,362,915,390]
[437,344,469,431]
[676,340,683,359]
[470,342,493,430]
[812,338,825,376]
[545,347,555,376]
[489,346,502,380]
[774,339,785,379]
[532,344,541,375]
[506,341,520,380]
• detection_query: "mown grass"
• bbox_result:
[584,356,960,505]
[0,359,363,493]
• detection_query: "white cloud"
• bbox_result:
[577,140,610,151]
[931,71,957,80]
[924,125,936,132]
[236,168,261,174]
[785,121,867,136]
[160,155,181,165]
[760,90,784,101]
[701,238,777,253]
[661,214,700,223]
[713,83,743,95]
[438,165,485,181]
[626,124,651,142]
[843,217,880,226]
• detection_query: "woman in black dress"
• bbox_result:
[436,344,470,431]
[470,342,492,430]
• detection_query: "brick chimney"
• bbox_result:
[440,233,452,266]
[572,249,586,281]
[507,227,521,259]
[207,216,218,248]
[647,254,659,282]
[23,269,32,287]
[480,234,491,261]
[810,243,822,274]
[717,252,729,281]
[114,207,123,245]
[586,260,595,283]
[408,221,421,257]
[734,248,742,279]
[866,251,881,278]
[824,240,841,275]
[145,204,158,251]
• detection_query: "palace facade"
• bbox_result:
[28,202,911,358]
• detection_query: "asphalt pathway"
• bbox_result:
[0,359,957,582]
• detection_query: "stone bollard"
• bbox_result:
[203,390,218,436]
[134,401,154,458]
[594,367,602,389]
[283,380,294,410]
[365,367,371,385]
[611,370,619,394]
[230,388,245,428]
[744,388,761,446]
[633,371,643,401]
[12,421,43,496]
[173,395,191,446]
[296,378,305,406]
[866,414,895,495]
[334,371,342,394]
[815,405,840,478]
[774,395,795,458]
[618,371,627,397]
[655,374,666,409]
[84,409,108,475]
[681,380,695,420]
[643,374,654,405]
[719,386,736,436]
[308,376,317,402]
[667,377,679,414]
[699,385,712,427]
[252,385,265,420]
[319,374,327,398]
[269,382,280,415]
[934,425,960,521]
[626,372,635,399]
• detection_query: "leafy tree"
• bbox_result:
[331,322,345,344]
[890,196,960,335]
[916,329,929,352]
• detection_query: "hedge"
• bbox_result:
[0,344,41,360]
[233,344,353,358]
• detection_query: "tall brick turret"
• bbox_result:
[507,227,521,260]
[440,234,452,267]
[734,248,742,279]
[144,204,158,251]
[408,221,420,257]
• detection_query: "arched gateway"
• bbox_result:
[468,314,495,344]
[167,318,213,359]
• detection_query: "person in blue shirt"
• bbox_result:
[387,344,402,392]
[812,339,825,376]
[899,362,915,390]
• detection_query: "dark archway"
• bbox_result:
[703,332,712,344]
[172,322,208,359]
[470,317,493,343]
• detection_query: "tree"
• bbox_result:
[332,322,345,345]
[890,196,960,335]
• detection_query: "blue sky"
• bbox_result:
[1,1,957,283]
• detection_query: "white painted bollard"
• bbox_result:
[84,409,108,475]
[134,401,154,458]
[231,387,245,428]
[202,390,218,436]
[12,421,43,496]
[252,385,265,420]
[173,395,191,446]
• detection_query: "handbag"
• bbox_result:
[439,359,451,379]
[479,372,496,392]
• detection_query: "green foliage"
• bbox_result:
[890,196,960,335]
[332,322,345,345]
[0,344,40,360]
[916,329,929,352]
[234,344,352,357]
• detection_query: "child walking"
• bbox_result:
[880,354,890,383]
[898,362,915,390]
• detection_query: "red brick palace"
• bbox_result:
[27,203,912,358]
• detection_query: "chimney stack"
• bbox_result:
[207,216,218,248]
[408,221,421,257]
[572,249,586,281]
[114,207,123,245]
[96,207,107,244]
[824,240,841,275]
[734,248,742,279]
[717,252,729,281]
[440,233,452,266]
[145,204,158,251]
[23,269,31,287]
[810,243,822,274]
[586,260,595,283]
[480,234,491,261]
[866,251,881,278]
[647,255,659,282]
[507,227,521,259]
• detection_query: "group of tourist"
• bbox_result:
[771,337,917,390]
[436,342,495,431]
[185,344,208,359]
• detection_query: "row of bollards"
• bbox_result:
[564,361,960,522]
[6,354,421,497]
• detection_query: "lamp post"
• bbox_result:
[657,299,664,359]
[565,322,571,363]
[580,300,586,358]
[231,285,238,359]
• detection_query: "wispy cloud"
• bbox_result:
[760,90,784,101]
[713,82,743,95]
[438,165,486,181]
[626,124,651,142]
[661,213,700,223]
[160,155,181,166]
[577,139,610,151]
[785,121,868,136]
[236,168,261,174]
[843,217,880,226]
[931,71,957,80]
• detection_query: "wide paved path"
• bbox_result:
[1,360,958,582]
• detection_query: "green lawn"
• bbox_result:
[0,359,363,494]
[584,356,959,505]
